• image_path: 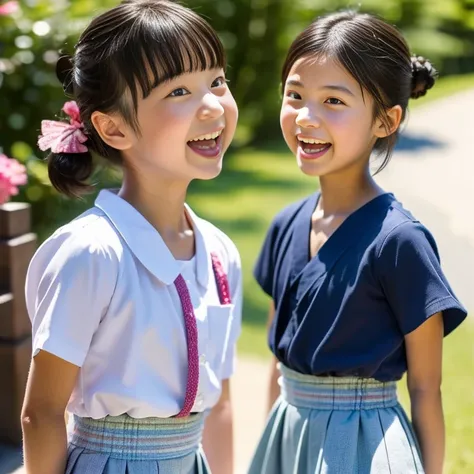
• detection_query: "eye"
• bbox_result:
[168,87,190,98]
[325,97,344,105]
[287,91,301,100]
[212,76,227,88]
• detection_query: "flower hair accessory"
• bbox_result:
[38,101,88,154]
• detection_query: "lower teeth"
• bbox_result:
[304,147,326,154]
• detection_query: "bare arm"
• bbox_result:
[21,350,79,474]
[202,378,234,474]
[266,301,280,413]
[405,312,445,474]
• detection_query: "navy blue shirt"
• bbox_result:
[254,192,467,382]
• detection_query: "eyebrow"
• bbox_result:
[286,79,355,97]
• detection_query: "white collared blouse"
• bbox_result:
[25,190,242,419]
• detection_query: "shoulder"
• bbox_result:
[378,200,437,255]
[28,207,121,283]
[374,199,439,265]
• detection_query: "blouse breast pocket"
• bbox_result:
[206,304,235,370]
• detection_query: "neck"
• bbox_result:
[118,166,191,237]
[317,165,384,216]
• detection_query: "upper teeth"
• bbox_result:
[189,130,222,142]
[299,138,328,144]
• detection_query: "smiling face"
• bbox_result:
[119,67,238,182]
[281,55,387,178]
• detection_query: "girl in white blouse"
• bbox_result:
[21,1,241,474]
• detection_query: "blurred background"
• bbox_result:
[0,0,473,472]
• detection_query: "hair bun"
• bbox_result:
[56,54,74,96]
[411,56,438,99]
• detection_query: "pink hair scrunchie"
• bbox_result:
[38,101,88,154]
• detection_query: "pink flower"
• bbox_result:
[0,154,28,205]
[0,1,19,16]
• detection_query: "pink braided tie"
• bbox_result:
[174,253,232,418]
[211,252,231,305]
[174,274,199,418]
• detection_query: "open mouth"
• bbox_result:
[298,137,332,159]
[187,129,224,158]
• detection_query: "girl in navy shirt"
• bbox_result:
[249,10,466,474]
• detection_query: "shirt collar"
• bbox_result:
[94,189,211,287]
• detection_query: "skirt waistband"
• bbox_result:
[279,364,398,410]
[69,413,205,461]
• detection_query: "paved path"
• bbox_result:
[2,89,473,474]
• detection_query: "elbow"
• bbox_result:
[408,385,442,405]
[21,405,65,432]
[407,375,442,399]
[212,397,232,416]
[21,407,42,431]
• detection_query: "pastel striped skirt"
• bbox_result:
[248,365,424,474]
[66,412,209,473]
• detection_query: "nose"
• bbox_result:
[198,92,225,121]
[296,106,321,129]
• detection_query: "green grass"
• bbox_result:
[398,325,474,473]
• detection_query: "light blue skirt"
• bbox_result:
[248,365,424,474]
[66,412,210,473]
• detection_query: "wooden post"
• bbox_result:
[0,202,37,444]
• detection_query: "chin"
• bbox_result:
[297,158,327,178]
[194,161,223,181]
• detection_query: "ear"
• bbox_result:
[91,111,134,151]
[373,105,403,138]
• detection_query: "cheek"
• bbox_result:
[146,106,190,143]
[280,105,296,139]
[330,108,372,130]
[223,94,239,129]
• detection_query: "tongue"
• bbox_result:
[301,142,331,151]
[188,139,216,150]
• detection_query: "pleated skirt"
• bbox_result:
[248,364,424,474]
[66,412,210,474]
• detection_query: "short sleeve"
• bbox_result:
[253,217,280,297]
[25,229,118,367]
[377,222,467,337]
[221,243,243,379]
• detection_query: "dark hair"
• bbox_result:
[47,0,226,197]
[281,11,438,173]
